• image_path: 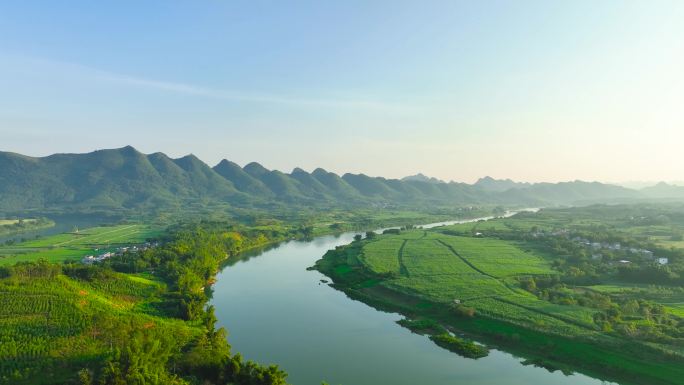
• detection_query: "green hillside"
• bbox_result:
[0,147,652,214]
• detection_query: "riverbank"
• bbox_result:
[313,238,684,385]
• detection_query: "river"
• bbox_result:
[210,214,618,385]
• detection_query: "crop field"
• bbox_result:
[652,236,684,249]
[437,220,511,233]
[402,240,477,276]
[436,236,555,277]
[0,224,163,265]
[390,273,510,301]
[437,216,567,233]
[361,237,404,275]
[466,297,598,336]
[665,304,684,317]
[356,231,602,338]
[437,210,615,235]
[392,230,428,240]
[359,236,521,301]
[500,294,598,327]
[358,236,514,301]
[0,271,193,382]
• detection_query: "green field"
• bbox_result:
[436,236,555,277]
[436,216,562,234]
[394,238,511,300]
[0,268,194,384]
[653,236,684,249]
[0,224,163,265]
[360,237,405,275]
[316,215,684,385]
[356,232,596,336]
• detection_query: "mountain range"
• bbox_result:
[0,146,680,213]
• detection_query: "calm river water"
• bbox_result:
[210,216,618,385]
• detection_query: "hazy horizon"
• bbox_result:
[1,1,682,183]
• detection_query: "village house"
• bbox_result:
[642,250,654,258]
[82,242,159,264]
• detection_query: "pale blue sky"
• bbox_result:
[1,1,682,182]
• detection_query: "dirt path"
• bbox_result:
[398,239,410,277]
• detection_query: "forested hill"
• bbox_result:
[0,146,654,213]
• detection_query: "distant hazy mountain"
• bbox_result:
[402,173,444,184]
[641,182,684,199]
[617,181,684,190]
[474,176,531,192]
[0,146,662,213]
[510,181,641,204]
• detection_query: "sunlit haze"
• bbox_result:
[1,1,682,183]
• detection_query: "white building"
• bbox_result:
[641,250,654,258]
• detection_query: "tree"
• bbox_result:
[78,368,93,385]
[622,299,640,315]
[99,329,183,385]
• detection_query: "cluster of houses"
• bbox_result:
[82,252,114,264]
[530,228,671,266]
[570,237,669,266]
[530,229,572,239]
[81,242,158,264]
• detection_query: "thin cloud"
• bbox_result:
[4,53,406,111]
[103,72,400,110]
